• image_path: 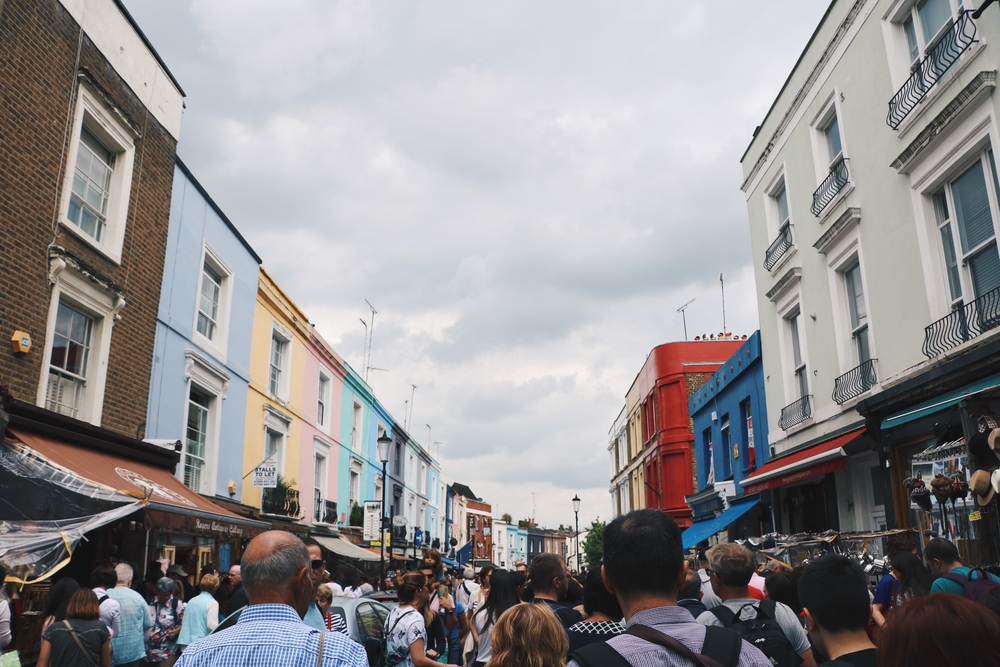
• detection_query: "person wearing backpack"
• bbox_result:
[797,555,876,667]
[568,509,771,667]
[383,572,443,667]
[696,543,816,667]
[924,537,1000,599]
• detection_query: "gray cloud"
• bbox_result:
[123,0,830,528]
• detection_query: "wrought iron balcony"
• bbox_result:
[262,486,300,518]
[887,11,977,130]
[779,395,813,430]
[313,491,338,524]
[832,359,878,405]
[923,285,1000,357]
[764,223,794,271]
[811,156,849,216]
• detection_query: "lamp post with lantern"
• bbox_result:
[572,494,581,572]
[377,432,392,590]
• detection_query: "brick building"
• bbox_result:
[0,0,184,436]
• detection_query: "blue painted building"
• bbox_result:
[685,331,771,544]
[146,158,261,502]
[337,364,380,527]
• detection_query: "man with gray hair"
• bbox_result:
[175,531,367,667]
[697,543,815,667]
[107,563,152,667]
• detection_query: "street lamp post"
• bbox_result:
[377,432,392,591]
[572,494,581,572]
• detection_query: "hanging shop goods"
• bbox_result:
[0,436,144,584]
[734,528,916,570]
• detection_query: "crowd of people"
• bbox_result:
[16,509,1000,667]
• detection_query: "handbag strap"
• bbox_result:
[317,628,325,667]
[62,620,99,667]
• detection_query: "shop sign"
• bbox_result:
[392,548,407,556]
[193,519,245,537]
[363,501,382,541]
[253,457,278,488]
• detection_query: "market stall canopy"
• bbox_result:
[681,496,760,549]
[881,372,1000,429]
[741,428,865,495]
[312,534,382,562]
[441,556,459,568]
[9,428,268,539]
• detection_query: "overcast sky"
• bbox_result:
[123,0,831,530]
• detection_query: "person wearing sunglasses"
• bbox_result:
[302,537,330,632]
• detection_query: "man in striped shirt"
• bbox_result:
[175,531,367,667]
[568,510,771,667]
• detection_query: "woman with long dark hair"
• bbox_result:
[41,578,81,633]
[470,570,520,667]
[874,551,933,630]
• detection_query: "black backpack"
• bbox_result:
[709,600,799,667]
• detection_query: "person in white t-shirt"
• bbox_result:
[454,569,480,609]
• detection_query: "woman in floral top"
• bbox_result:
[146,577,185,666]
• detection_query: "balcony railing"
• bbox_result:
[779,395,813,430]
[313,492,338,524]
[263,486,300,518]
[811,156,849,216]
[923,284,1000,357]
[832,359,878,405]
[764,223,794,271]
[887,11,977,130]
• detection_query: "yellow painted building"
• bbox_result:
[625,376,645,512]
[242,267,311,517]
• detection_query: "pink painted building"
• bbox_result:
[300,324,348,526]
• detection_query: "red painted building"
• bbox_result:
[637,340,743,527]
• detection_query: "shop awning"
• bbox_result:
[313,534,382,561]
[9,428,269,538]
[881,372,1000,430]
[741,429,865,495]
[681,496,760,549]
[457,540,471,565]
[441,556,459,568]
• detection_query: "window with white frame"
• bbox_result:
[408,453,415,484]
[45,302,94,418]
[197,263,222,341]
[374,475,383,505]
[933,149,1000,305]
[349,459,363,509]
[314,446,328,523]
[900,0,959,70]
[844,262,871,365]
[268,326,291,400]
[823,113,844,168]
[788,312,809,399]
[351,401,362,452]
[184,386,212,491]
[59,86,137,263]
[192,245,233,361]
[317,371,330,427]
[420,463,427,492]
[265,428,284,466]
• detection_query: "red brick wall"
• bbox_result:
[0,0,177,437]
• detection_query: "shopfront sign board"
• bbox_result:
[363,501,382,541]
[393,515,408,526]
[253,457,278,488]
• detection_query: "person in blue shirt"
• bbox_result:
[925,537,1000,595]
[175,531,367,667]
[106,563,152,667]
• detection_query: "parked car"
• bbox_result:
[363,591,398,610]
[331,596,391,666]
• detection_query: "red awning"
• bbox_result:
[742,428,865,494]
[10,428,268,537]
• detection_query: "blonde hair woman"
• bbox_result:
[486,603,568,667]
[176,573,220,649]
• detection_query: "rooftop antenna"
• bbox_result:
[403,400,408,429]
[408,385,417,431]
[677,298,695,341]
[426,424,432,452]
[364,299,377,382]
[358,319,368,374]
[719,273,727,334]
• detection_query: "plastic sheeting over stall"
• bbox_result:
[0,437,143,584]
